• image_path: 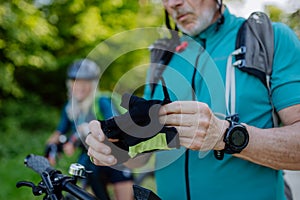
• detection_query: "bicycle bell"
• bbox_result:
[68,163,86,178]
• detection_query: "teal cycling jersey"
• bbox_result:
[144,8,300,200]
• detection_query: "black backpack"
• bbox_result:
[233,12,278,126]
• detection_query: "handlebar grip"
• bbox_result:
[22,154,98,200]
[63,181,99,200]
[25,154,53,175]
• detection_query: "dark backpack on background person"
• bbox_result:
[149,11,293,200]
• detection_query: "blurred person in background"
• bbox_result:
[45,58,134,200]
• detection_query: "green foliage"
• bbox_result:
[0,0,164,102]
[266,5,300,38]
[0,93,60,199]
[266,5,284,22]
[0,94,59,158]
[287,10,300,37]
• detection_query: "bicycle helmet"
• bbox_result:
[67,59,100,80]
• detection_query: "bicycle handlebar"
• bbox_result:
[18,154,161,200]
[25,154,54,175]
[22,154,98,200]
[63,181,98,200]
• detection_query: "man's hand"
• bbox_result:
[159,101,228,151]
[85,120,117,166]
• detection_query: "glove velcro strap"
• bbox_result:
[128,133,170,158]
[128,128,180,158]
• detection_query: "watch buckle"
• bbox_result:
[225,113,239,122]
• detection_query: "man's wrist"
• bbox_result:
[214,120,230,150]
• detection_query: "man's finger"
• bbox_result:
[159,101,207,115]
[85,135,111,155]
[159,113,195,126]
[89,120,105,141]
[88,148,117,166]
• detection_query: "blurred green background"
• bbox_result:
[0,0,299,199]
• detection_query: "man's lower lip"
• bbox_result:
[177,15,187,21]
[177,14,187,21]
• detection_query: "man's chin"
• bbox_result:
[178,24,202,37]
[181,29,201,37]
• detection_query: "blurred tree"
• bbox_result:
[0,1,62,99]
[266,5,284,22]
[266,3,300,38]
[287,9,300,37]
[0,0,164,106]
[285,0,300,37]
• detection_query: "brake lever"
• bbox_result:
[16,181,45,196]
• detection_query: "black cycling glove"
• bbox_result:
[100,89,179,164]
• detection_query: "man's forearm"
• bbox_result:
[236,122,300,170]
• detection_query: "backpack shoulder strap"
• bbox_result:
[234,12,279,126]
[149,32,180,98]
[234,11,274,88]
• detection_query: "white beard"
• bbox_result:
[174,5,217,36]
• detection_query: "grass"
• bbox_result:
[0,98,80,199]
[0,130,52,200]
[0,129,109,199]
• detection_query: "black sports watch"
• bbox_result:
[223,120,249,154]
[214,119,249,160]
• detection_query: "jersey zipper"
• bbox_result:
[184,150,191,200]
[185,39,206,200]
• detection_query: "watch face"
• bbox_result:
[230,127,247,147]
